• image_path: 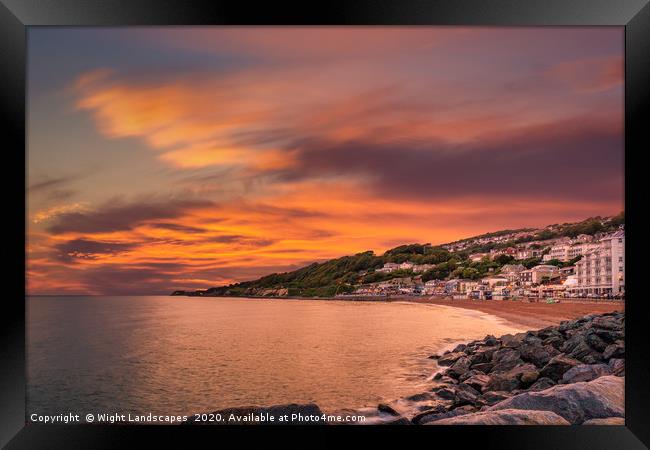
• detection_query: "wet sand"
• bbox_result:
[401,297,624,329]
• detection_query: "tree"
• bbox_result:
[495,254,515,265]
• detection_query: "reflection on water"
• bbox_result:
[27,296,523,416]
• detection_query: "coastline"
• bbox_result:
[180,294,624,330]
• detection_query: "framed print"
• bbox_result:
[2,0,649,448]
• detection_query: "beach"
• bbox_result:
[397,297,624,329]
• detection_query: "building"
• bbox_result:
[520,265,560,285]
[469,253,489,262]
[500,264,526,282]
[516,248,544,260]
[575,230,625,296]
[376,262,400,273]
[542,235,598,262]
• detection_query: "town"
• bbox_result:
[348,228,625,301]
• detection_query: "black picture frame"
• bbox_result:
[2,0,648,448]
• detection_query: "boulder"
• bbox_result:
[583,417,625,425]
[384,417,412,425]
[463,373,491,392]
[437,352,466,366]
[608,358,625,376]
[560,364,611,384]
[479,391,512,406]
[501,333,527,348]
[603,342,624,360]
[453,383,480,406]
[539,354,582,382]
[584,330,609,353]
[425,409,570,425]
[518,343,560,368]
[528,377,556,392]
[543,335,565,350]
[377,403,400,416]
[520,369,540,385]
[488,375,624,424]
[469,346,499,365]
[413,405,475,425]
[433,387,457,400]
[452,343,468,353]
[591,315,623,331]
[492,347,521,363]
[471,362,494,373]
[447,356,472,378]
[459,369,484,383]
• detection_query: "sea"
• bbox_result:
[27,296,524,420]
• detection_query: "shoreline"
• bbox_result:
[178,294,624,330]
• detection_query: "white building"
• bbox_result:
[575,230,625,296]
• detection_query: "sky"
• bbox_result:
[27,27,624,295]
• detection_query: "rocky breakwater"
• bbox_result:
[379,311,624,425]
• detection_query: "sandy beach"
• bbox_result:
[401,297,624,329]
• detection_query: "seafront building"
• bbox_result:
[575,230,625,296]
[350,230,624,299]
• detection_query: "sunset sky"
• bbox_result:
[27,27,624,295]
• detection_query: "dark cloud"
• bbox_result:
[58,262,309,295]
[276,114,623,203]
[47,197,213,234]
[28,175,78,193]
[148,222,208,234]
[53,239,138,262]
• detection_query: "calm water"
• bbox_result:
[27,296,524,417]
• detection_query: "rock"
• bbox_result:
[453,383,480,406]
[447,356,472,378]
[414,405,475,424]
[593,328,623,344]
[560,364,611,384]
[490,358,525,374]
[584,330,608,353]
[480,391,512,406]
[433,387,457,400]
[471,362,494,373]
[384,417,412,425]
[592,315,623,331]
[405,391,436,402]
[458,369,483,382]
[484,337,499,346]
[428,354,441,360]
[520,369,540,385]
[583,417,625,425]
[452,343,468,353]
[490,348,523,373]
[518,343,559,368]
[438,375,458,385]
[437,351,466,366]
[528,377,556,391]
[488,375,624,424]
[411,402,447,419]
[377,403,400,416]
[188,403,324,425]
[432,372,443,380]
[501,333,527,348]
[425,408,570,425]
[492,347,521,363]
[543,335,565,350]
[608,358,625,376]
[469,346,499,365]
[539,354,582,382]
[463,373,491,392]
[484,363,539,392]
[603,342,624,360]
